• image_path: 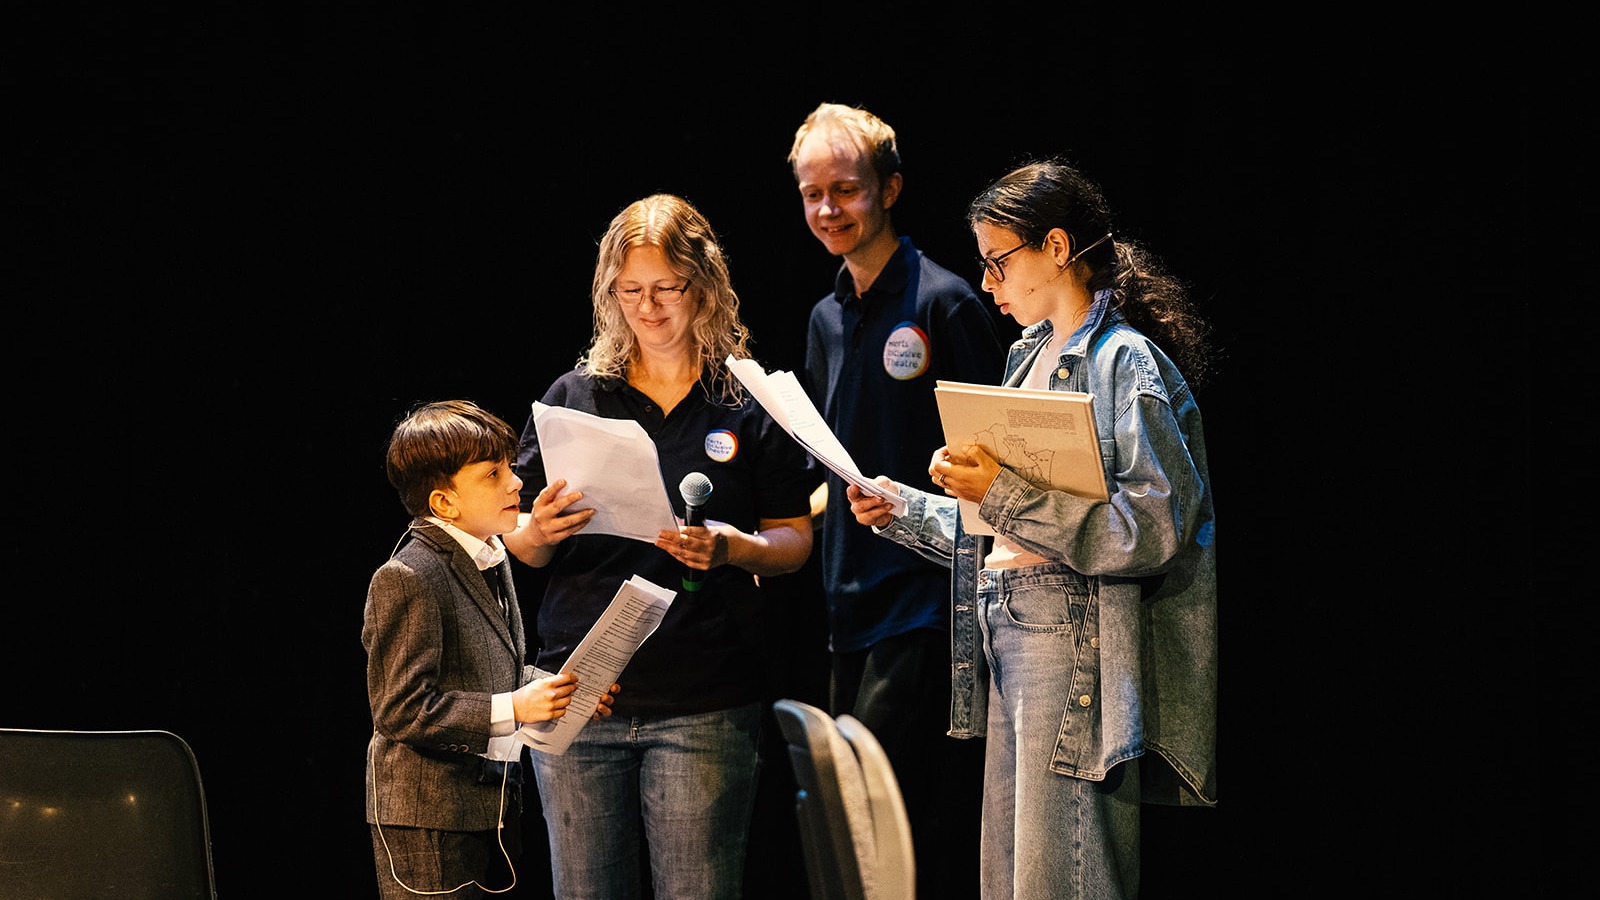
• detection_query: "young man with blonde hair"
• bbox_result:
[788,101,1004,898]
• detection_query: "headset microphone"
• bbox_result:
[1024,263,1069,296]
[1023,232,1114,295]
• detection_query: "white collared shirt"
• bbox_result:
[423,517,521,752]
[423,516,507,572]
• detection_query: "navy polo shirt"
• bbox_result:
[515,366,813,717]
[803,236,1007,653]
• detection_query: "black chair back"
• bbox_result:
[0,727,218,900]
[772,699,914,900]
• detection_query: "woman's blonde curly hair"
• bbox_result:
[580,193,751,402]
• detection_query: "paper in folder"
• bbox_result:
[933,380,1108,535]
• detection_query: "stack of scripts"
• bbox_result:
[725,356,906,516]
[516,574,675,756]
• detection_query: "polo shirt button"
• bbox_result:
[1077,694,1092,707]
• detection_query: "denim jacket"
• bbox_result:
[875,289,1218,806]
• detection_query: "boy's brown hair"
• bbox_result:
[385,400,519,517]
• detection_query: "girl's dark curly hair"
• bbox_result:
[967,158,1214,388]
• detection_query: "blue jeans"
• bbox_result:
[977,565,1141,900]
[528,702,762,900]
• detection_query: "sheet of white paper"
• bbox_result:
[515,574,676,756]
[726,356,907,516]
[531,402,679,542]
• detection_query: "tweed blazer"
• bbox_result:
[363,520,542,831]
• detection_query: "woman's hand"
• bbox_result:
[655,522,725,571]
[931,443,1001,504]
[846,477,898,529]
[589,682,620,720]
[505,478,595,566]
[656,513,812,578]
[527,478,595,545]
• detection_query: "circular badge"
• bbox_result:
[704,429,738,463]
[882,321,930,380]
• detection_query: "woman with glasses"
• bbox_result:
[846,158,1219,900]
[503,193,814,899]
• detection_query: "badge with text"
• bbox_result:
[882,321,930,380]
[704,429,738,463]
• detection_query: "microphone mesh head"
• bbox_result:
[679,471,713,505]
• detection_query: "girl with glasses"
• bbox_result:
[848,158,1219,900]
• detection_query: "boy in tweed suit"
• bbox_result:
[365,399,617,898]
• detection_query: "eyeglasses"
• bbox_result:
[979,240,1032,283]
[979,232,1114,283]
[610,282,691,307]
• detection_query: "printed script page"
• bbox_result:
[531,402,679,542]
[726,355,906,516]
[515,574,676,756]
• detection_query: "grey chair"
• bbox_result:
[0,727,218,899]
[772,698,915,900]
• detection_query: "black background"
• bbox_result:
[10,6,1554,898]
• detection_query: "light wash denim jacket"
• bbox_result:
[875,289,1218,806]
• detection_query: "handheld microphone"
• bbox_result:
[678,472,713,592]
